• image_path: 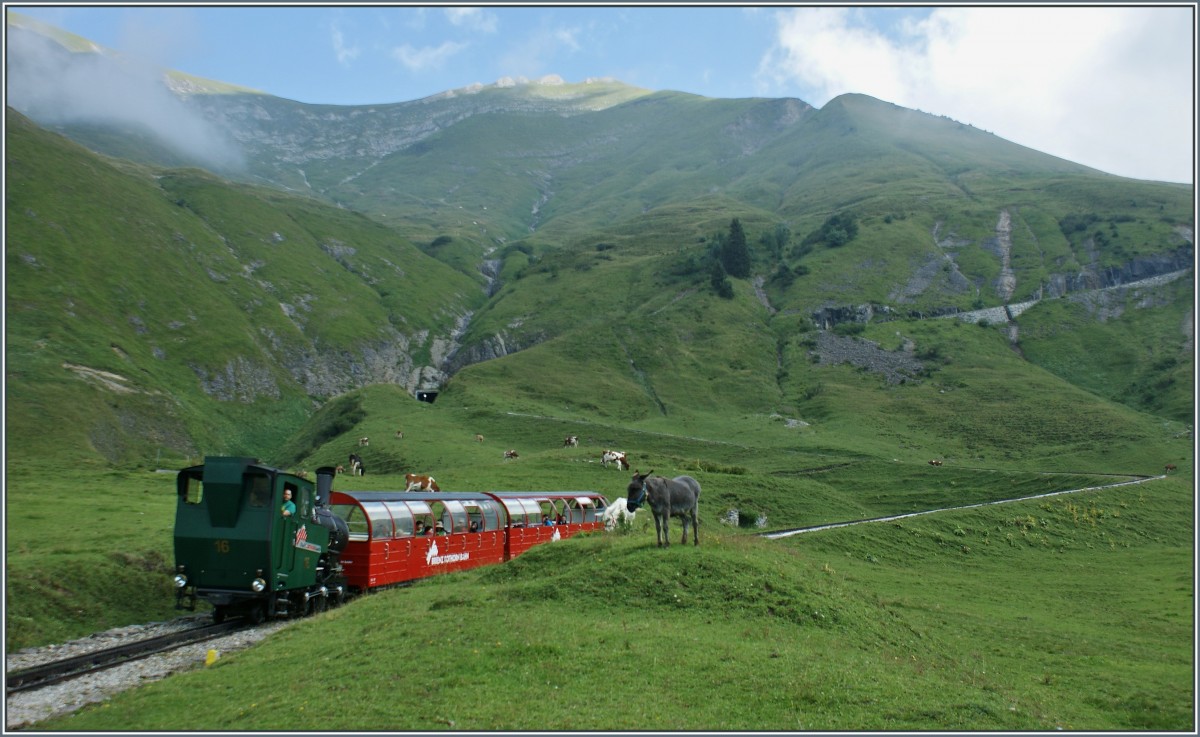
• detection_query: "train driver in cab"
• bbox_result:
[281,488,296,518]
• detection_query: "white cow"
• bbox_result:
[600,450,629,470]
[405,473,440,492]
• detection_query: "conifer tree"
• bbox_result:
[709,259,734,299]
[721,218,751,278]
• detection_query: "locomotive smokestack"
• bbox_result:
[315,466,336,506]
[313,466,349,554]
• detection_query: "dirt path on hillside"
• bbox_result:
[762,473,1164,539]
[753,276,776,315]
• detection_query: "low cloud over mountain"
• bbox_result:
[7,23,245,173]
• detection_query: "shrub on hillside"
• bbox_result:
[803,212,859,249]
[1058,213,1100,236]
[710,260,734,299]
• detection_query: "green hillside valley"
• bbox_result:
[4,12,1195,731]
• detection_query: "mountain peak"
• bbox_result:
[418,75,651,109]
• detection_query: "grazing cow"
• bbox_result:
[504,449,520,460]
[335,464,345,475]
[626,469,701,547]
[395,430,404,439]
[1165,463,1178,472]
[928,459,943,467]
[563,435,579,447]
[358,437,370,447]
[475,434,485,443]
[405,473,441,492]
[601,497,637,531]
[601,450,629,470]
[348,453,365,477]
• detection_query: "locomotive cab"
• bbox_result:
[173,457,344,623]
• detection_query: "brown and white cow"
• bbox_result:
[395,430,404,439]
[405,473,441,492]
[928,459,943,467]
[601,450,629,470]
[1165,463,1178,472]
[335,464,346,475]
[475,434,485,443]
[504,449,520,460]
[563,435,579,447]
[358,436,370,446]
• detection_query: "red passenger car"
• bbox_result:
[328,489,608,592]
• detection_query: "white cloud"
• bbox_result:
[445,8,498,34]
[391,41,468,72]
[497,24,583,79]
[553,26,582,53]
[7,26,244,172]
[331,24,360,67]
[758,8,907,105]
[759,6,1194,183]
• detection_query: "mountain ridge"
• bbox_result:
[3,13,1193,470]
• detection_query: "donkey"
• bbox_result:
[626,469,701,547]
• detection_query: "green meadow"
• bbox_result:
[28,461,1192,731]
[8,373,1194,730]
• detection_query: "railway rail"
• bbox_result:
[6,620,245,695]
[761,473,1160,539]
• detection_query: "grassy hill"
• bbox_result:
[5,107,484,467]
[2,14,1193,730]
[24,464,1194,731]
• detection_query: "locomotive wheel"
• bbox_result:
[312,594,327,615]
[247,601,267,625]
[212,606,227,624]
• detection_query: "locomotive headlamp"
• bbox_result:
[251,578,267,593]
[173,574,188,588]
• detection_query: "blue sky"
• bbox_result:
[7,4,1196,183]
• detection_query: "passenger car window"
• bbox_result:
[386,502,413,536]
[331,504,369,540]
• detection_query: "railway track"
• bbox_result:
[6,620,245,695]
[761,473,1161,540]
